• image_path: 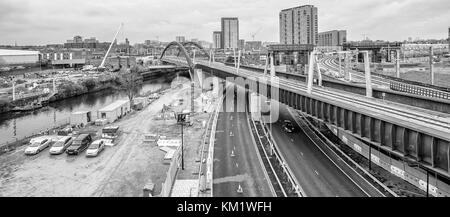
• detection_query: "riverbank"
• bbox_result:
[0,80,215,196]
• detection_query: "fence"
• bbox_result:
[160,145,181,197]
[390,81,450,100]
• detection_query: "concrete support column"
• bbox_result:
[430,47,434,85]
[396,50,401,78]
[193,50,196,65]
[344,53,350,80]
[263,54,269,76]
[270,55,276,77]
[236,50,241,74]
[12,81,15,101]
[233,49,237,68]
[363,51,373,98]
[279,53,283,65]
[307,51,316,94]
[315,56,323,87]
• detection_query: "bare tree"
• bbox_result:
[120,65,143,106]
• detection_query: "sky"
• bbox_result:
[1,0,450,45]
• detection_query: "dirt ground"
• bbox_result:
[0,80,210,197]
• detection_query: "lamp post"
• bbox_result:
[405,158,430,197]
[177,112,188,170]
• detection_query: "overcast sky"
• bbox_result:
[1,0,449,45]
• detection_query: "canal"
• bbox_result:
[0,78,170,145]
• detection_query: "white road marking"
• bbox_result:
[315,170,319,176]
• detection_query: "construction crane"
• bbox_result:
[251,27,262,41]
[99,23,123,70]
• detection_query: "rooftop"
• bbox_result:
[0,49,39,56]
[99,100,129,112]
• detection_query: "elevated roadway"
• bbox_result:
[162,56,450,181]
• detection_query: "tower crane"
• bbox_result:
[99,23,123,70]
[251,27,262,41]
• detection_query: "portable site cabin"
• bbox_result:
[134,97,148,107]
[70,111,92,126]
[133,97,148,110]
[97,100,130,124]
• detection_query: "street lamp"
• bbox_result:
[404,158,429,197]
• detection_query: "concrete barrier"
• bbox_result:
[160,145,181,197]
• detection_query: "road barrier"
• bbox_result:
[292,109,398,197]
[390,81,450,100]
[197,95,223,197]
[160,145,181,197]
[261,123,305,197]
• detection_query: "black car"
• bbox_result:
[66,134,92,155]
[282,120,296,133]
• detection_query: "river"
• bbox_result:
[0,79,170,145]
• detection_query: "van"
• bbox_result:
[66,134,92,155]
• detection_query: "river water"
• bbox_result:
[0,79,170,145]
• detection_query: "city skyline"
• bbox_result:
[1,0,450,45]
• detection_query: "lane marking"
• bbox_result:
[315,170,319,176]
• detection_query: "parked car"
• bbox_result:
[282,120,296,133]
[66,134,92,155]
[25,138,51,155]
[86,140,105,157]
[49,136,73,155]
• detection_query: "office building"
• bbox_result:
[213,31,222,49]
[176,36,186,43]
[239,39,245,50]
[318,30,347,47]
[279,5,318,45]
[221,17,239,49]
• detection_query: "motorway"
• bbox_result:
[212,99,274,197]
[318,56,390,88]
[269,104,368,197]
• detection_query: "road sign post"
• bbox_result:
[177,112,189,170]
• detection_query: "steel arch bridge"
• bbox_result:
[160,41,210,79]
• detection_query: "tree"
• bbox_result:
[121,66,143,105]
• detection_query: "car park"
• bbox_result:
[49,136,73,155]
[66,134,92,155]
[25,138,52,155]
[86,140,105,157]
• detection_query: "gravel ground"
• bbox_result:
[0,81,208,197]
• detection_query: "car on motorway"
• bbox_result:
[86,140,105,157]
[282,120,296,133]
[66,134,92,155]
[25,137,52,155]
[49,136,73,155]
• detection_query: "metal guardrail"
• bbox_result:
[249,117,287,197]
[197,96,223,197]
[390,81,450,100]
[292,109,398,197]
[260,123,305,197]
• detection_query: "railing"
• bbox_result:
[390,81,450,100]
[260,123,305,197]
[197,95,223,197]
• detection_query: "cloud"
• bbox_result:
[0,0,449,45]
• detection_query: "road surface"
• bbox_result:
[212,99,273,197]
[269,104,369,197]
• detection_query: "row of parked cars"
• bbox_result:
[24,134,106,157]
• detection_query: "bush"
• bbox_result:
[0,99,12,113]
[81,78,97,91]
